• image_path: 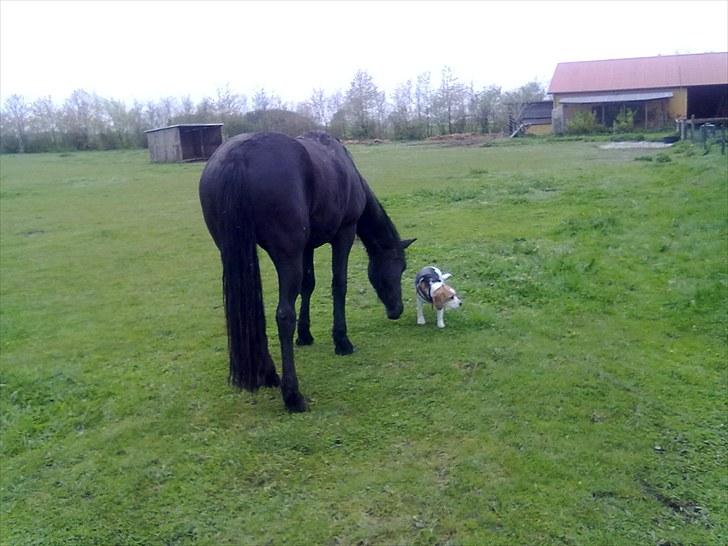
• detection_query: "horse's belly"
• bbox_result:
[308,207,358,247]
[307,226,340,248]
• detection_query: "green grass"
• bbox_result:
[1,141,726,545]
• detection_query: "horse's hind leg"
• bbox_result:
[272,253,307,412]
[296,245,315,346]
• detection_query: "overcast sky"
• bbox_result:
[1,0,726,106]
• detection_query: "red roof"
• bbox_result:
[548,52,728,94]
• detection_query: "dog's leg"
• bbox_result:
[436,308,445,328]
[416,297,426,325]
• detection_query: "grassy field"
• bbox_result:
[1,139,726,545]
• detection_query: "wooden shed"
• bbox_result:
[548,52,728,133]
[145,123,223,162]
[510,101,554,137]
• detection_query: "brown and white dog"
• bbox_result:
[415,266,462,328]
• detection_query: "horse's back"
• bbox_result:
[201,132,310,202]
[200,131,368,251]
[200,132,314,252]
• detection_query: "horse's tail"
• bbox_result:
[216,162,269,392]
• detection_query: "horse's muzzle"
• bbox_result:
[387,304,404,320]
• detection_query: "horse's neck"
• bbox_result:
[357,187,398,253]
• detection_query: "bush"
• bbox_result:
[613,107,635,133]
[567,111,604,135]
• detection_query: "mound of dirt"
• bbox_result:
[342,138,390,145]
[425,133,501,147]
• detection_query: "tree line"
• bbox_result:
[0,67,546,153]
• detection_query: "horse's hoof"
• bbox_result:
[296,332,314,346]
[283,390,307,412]
[335,341,355,355]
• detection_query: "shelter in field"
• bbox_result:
[548,52,728,133]
[510,100,554,136]
[145,124,223,162]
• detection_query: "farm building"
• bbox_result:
[511,101,554,136]
[145,124,223,162]
[548,52,728,133]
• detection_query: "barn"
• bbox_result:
[548,52,728,133]
[145,123,223,163]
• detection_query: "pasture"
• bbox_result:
[1,139,726,545]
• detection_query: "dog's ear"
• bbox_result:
[400,238,416,249]
[441,272,452,281]
[432,285,455,310]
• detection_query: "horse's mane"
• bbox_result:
[298,131,402,256]
[357,187,402,256]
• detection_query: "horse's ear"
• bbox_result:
[400,238,416,249]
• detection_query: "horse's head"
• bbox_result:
[368,238,416,320]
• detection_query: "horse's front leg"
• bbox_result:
[331,225,356,355]
[296,245,315,346]
[272,253,307,412]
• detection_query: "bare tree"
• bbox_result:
[157,97,178,126]
[253,88,283,112]
[119,100,145,147]
[345,70,384,139]
[503,80,547,133]
[29,96,58,150]
[415,72,433,138]
[104,98,130,148]
[215,84,246,118]
[473,85,502,134]
[391,79,415,139]
[295,100,315,125]
[195,97,216,124]
[374,88,388,138]
[62,89,105,150]
[307,88,330,129]
[2,94,30,152]
[328,91,346,138]
[177,95,196,122]
[435,66,459,134]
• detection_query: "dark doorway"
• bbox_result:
[688,85,728,118]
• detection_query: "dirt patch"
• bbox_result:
[640,479,708,524]
[17,229,46,237]
[425,133,501,147]
[342,138,390,145]
[344,134,503,147]
[599,141,674,150]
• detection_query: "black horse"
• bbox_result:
[199,132,414,412]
